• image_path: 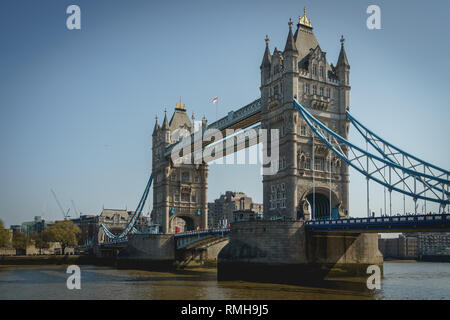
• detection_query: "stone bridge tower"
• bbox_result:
[261,9,350,221]
[152,99,208,234]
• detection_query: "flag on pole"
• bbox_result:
[211,97,218,104]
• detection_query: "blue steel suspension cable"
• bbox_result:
[346,111,449,197]
[101,174,153,240]
[293,99,449,206]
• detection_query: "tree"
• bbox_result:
[12,231,31,250]
[30,232,49,249]
[42,220,81,251]
[0,220,11,247]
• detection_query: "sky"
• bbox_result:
[0,0,449,227]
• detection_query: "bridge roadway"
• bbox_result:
[305,213,450,233]
[99,213,450,249]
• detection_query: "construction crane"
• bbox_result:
[51,189,70,220]
[71,200,81,218]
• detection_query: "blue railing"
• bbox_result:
[305,213,450,232]
[174,228,230,249]
[174,228,230,238]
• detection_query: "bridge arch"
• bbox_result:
[169,215,196,233]
[298,187,341,220]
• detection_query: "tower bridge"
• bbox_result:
[98,8,449,280]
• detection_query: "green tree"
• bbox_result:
[30,232,49,249]
[42,220,81,251]
[12,231,31,250]
[0,220,11,247]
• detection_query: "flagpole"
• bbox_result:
[216,98,218,122]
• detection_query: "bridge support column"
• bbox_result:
[218,220,383,283]
[117,234,176,270]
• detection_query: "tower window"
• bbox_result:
[274,84,279,96]
[305,83,310,94]
[326,88,331,98]
[181,193,190,202]
[270,183,287,210]
[182,172,190,182]
[312,64,317,76]
[312,85,317,95]
[315,157,324,171]
[320,87,324,96]
[320,66,324,78]
[305,158,311,169]
[301,125,306,136]
[279,157,287,170]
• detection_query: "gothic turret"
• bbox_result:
[260,35,272,87]
[261,35,272,69]
[152,115,160,136]
[336,35,350,86]
[282,18,299,107]
[284,18,298,53]
[161,109,170,143]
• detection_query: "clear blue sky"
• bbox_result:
[0,0,449,227]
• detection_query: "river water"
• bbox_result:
[0,261,449,300]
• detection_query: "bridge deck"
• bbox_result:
[305,213,450,233]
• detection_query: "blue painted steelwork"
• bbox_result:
[347,111,449,197]
[293,99,449,207]
[101,174,153,240]
[164,99,261,158]
[347,111,449,177]
[100,238,129,247]
[174,228,230,249]
[305,213,450,232]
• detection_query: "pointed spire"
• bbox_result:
[337,35,349,67]
[161,108,169,130]
[260,35,272,68]
[201,115,207,129]
[284,18,298,53]
[152,115,160,135]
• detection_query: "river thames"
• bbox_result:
[0,261,449,299]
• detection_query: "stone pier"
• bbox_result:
[117,234,176,269]
[117,234,228,269]
[218,220,383,283]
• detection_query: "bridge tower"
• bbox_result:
[152,99,208,234]
[261,8,350,221]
